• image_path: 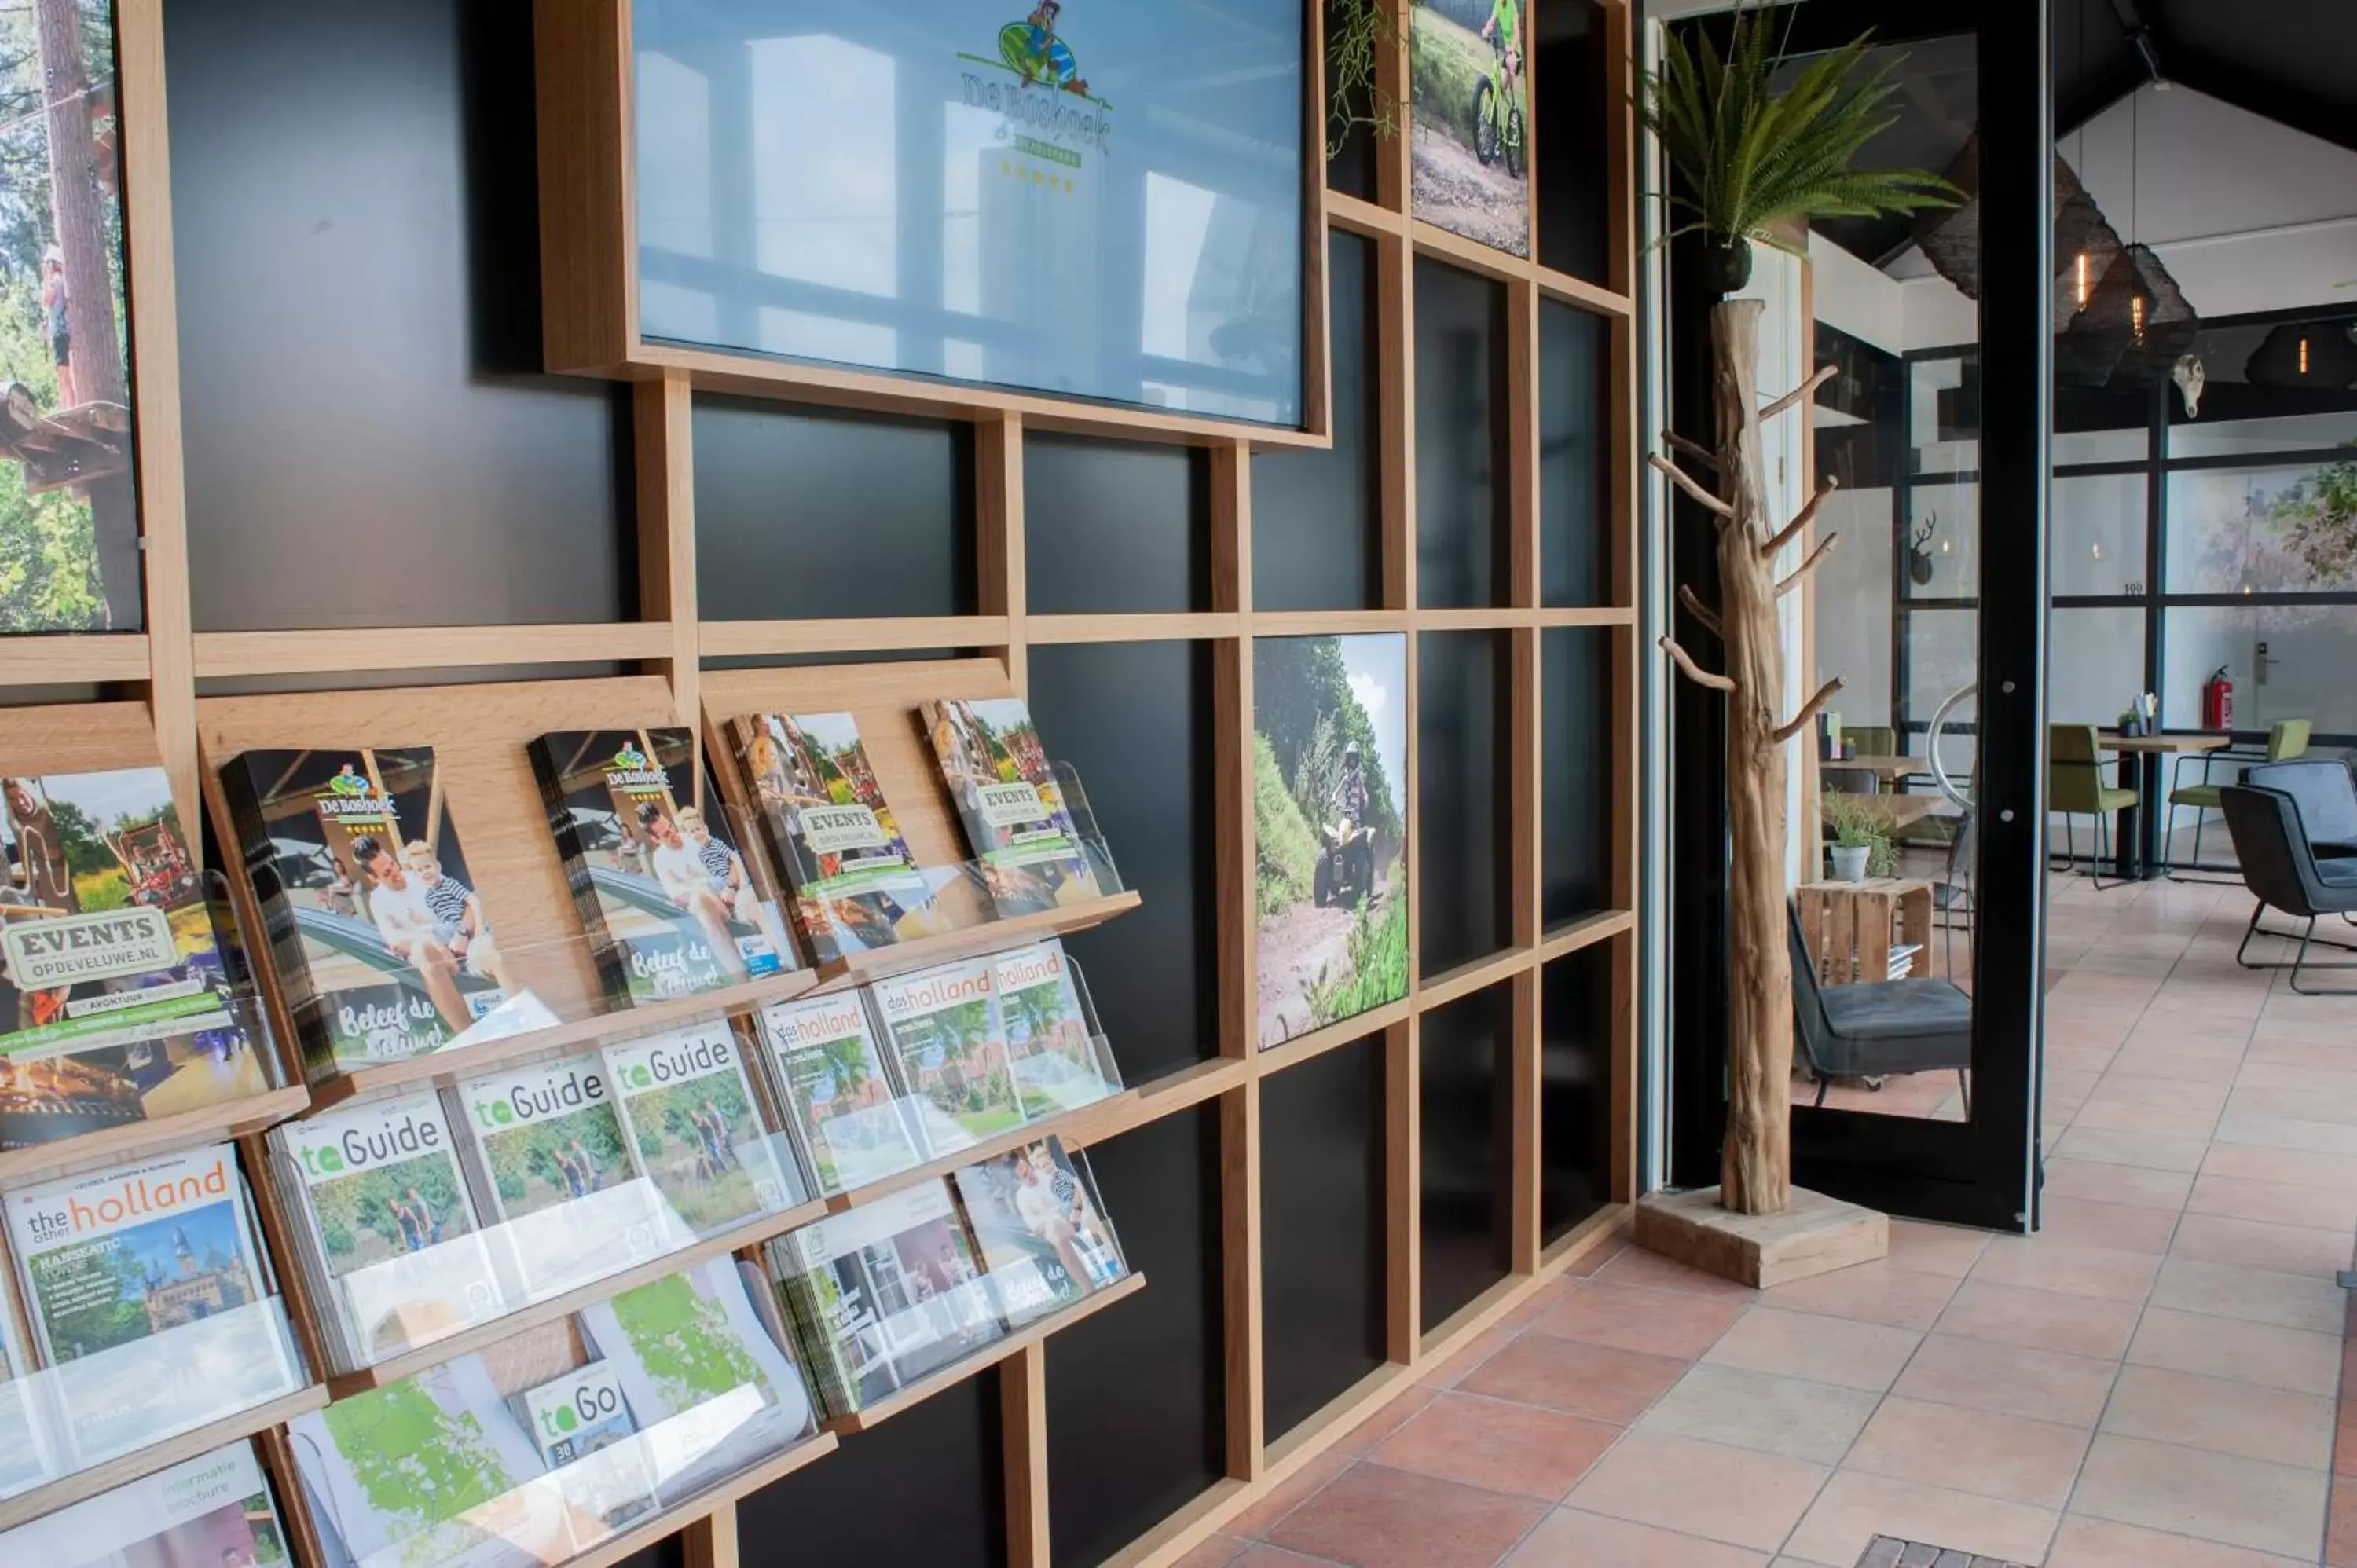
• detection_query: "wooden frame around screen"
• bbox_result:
[0,2,1643,1565]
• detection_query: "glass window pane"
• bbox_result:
[1910,354,1977,476]
[2166,460,2357,594]
[2163,604,2357,736]
[1903,481,1978,598]
[2048,606,2146,727]
[1903,606,1977,722]
[2051,474,2146,595]
[2170,410,2357,460]
[2055,426,2146,465]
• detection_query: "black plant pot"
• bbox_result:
[1703,236,1754,295]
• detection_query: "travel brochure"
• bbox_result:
[732,711,929,962]
[950,1138,1127,1326]
[530,728,794,1007]
[603,1021,803,1235]
[918,695,1100,915]
[0,1440,292,1568]
[287,1260,819,1568]
[0,765,263,1152]
[754,990,923,1197]
[218,747,508,1075]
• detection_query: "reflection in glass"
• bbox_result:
[2051,474,2146,595]
[632,0,1306,424]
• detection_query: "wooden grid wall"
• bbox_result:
[0,2,1645,1564]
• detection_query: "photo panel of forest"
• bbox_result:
[1254,634,1408,1047]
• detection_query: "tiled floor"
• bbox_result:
[1186,874,2357,1568]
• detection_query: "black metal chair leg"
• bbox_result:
[1957,1068,1971,1118]
[2290,916,2357,996]
[1814,1075,1829,1108]
[2237,900,2274,969]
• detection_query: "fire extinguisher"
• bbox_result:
[2201,666,2234,732]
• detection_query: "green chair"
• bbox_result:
[2166,719,2311,883]
[2050,724,2137,888]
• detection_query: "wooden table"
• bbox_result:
[2095,731,2234,881]
[1826,755,1931,778]
[1797,878,1935,984]
[1825,789,1942,829]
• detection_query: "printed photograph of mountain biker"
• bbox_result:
[1479,0,1522,115]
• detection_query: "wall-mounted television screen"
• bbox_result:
[632,0,1308,427]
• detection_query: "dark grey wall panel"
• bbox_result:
[695,397,975,620]
[612,1541,682,1568]
[1418,631,1513,977]
[1540,300,1610,608]
[1541,944,1615,1244]
[1027,642,1218,1077]
[1413,258,1510,609]
[1420,982,1513,1333]
[1534,1,1612,284]
[1254,232,1380,611]
[1543,628,1612,928]
[166,0,632,632]
[1260,1031,1387,1441]
[1025,437,1208,614]
[740,1373,1004,1568]
[1046,1105,1226,1568]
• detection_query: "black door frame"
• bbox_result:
[1661,0,2050,1231]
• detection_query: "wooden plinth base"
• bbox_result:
[1633,1185,1887,1288]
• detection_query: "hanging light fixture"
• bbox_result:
[2245,322,2357,389]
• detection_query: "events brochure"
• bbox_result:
[731,711,928,962]
[918,696,1101,916]
[0,764,262,1152]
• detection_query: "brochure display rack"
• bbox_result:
[0,0,1642,1564]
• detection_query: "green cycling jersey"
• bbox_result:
[1486,0,1519,50]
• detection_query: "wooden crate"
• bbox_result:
[1796,878,1935,986]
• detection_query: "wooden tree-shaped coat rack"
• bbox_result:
[1651,298,1842,1218]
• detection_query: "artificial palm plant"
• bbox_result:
[1639,4,1959,1218]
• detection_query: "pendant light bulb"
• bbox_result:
[2076,251,2090,308]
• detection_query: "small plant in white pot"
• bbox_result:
[1822,794,1896,883]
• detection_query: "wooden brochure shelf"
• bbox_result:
[827,1272,1148,1435]
[323,1192,830,1400]
[0,1384,328,1535]
[805,889,1144,994]
[0,1083,310,1189]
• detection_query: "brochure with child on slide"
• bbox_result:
[530,728,794,1007]
[218,746,507,1074]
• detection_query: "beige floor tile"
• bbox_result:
[2042,1158,2194,1211]
[2098,1364,2334,1470]
[2126,1306,2343,1395]
[2069,1434,2328,1559]
[2088,1074,2233,1114]
[1842,1396,2091,1509]
[1563,1430,1827,1552]
[2146,1255,2348,1334]
[1700,1306,1923,1393]
[1636,1365,1879,1467]
[1500,1506,1771,1567]
[2045,1515,2311,1567]
[1969,1235,2161,1302]
[1760,1261,1959,1330]
[2037,1194,2183,1255]
[2103,1048,2243,1083]
[1780,1471,2057,1567]
[2067,1099,2222,1139]
[2169,1211,2353,1278]
[2235,1058,2357,1092]
[2201,1142,2357,1189]
[2213,1109,2357,1156]
[1934,1280,2141,1360]
[1883,1219,1989,1279]
[1890,1332,2118,1427]
[2050,1125,2211,1172]
[2187,1171,2357,1231]
[2246,1038,2357,1071]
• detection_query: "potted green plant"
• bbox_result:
[1821,793,1894,883]
[1637,3,1959,1220]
